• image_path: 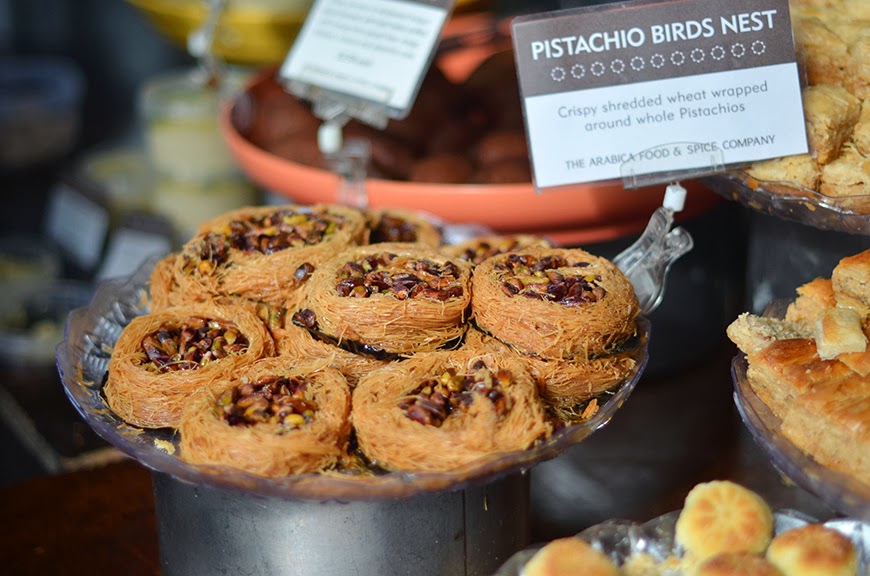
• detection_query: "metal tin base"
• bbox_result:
[153,471,530,576]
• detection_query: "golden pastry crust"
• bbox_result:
[803,85,862,165]
[674,481,774,562]
[845,35,870,100]
[726,312,813,356]
[471,247,639,360]
[694,551,784,576]
[843,0,870,21]
[790,0,844,10]
[838,320,870,375]
[781,382,870,483]
[105,301,276,429]
[148,253,180,312]
[746,338,853,419]
[275,321,388,387]
[785,278,837,328]
[766,524,858,576]
[736,249,870,492]
[167,204,368,309]
[303,242,472,355]
[178,357,351,477]
[824,18,870,46]
[745,154,821,194]
[814,306,866,359]
[820,146,870,211]
[463,327,636,406]
[524,537,622,576]
[853,103,870,157]
[832,247,870,314]
[351,349,551,472]
[793,16,849,86]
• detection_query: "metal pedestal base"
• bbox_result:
[153,471,530,576]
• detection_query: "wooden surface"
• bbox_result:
[0,458,159,576]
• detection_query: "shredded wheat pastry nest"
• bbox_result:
[275,321,388,387]
[441,233,553,266]
[463,328,636,406]
[151,204,367,311]
[364,207,442,248]
[104,300,275,429]
[304,242,473,356]
[352,349,552,473]
[179,357,351,477]
[472,247,639,360]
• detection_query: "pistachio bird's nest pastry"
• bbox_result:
[303,242,472,356]
[441,233,553,266]
[463,328,636,407]
[275,321,388,387]
[472,247,640,360]
[147,253,180,312]
[352,350,552,472]
[163,204,367,309]
[178,357,351,477]
[104,301,275,429]
[365,207,442,248]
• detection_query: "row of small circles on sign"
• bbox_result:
[550,40,767,81]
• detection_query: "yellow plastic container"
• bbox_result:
[128,0,488,66]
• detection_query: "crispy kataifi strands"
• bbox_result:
[352,349,551,473]
[179,357,351,477]
[305,242,472,355]
[105,300,274,429]
[472,247,639,360]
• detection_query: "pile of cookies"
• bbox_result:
[726,248,870,488]
[523,480,862,576]
[745,0,869,209]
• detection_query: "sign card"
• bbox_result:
[511,0,808,188]
[280,0,452,118]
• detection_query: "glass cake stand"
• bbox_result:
[57,256,651,501]
[703,171,870,236]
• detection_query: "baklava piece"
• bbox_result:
[745,154,821,194]
[803,85,861,165]
[820,146,870,211]
[792,16,849,86]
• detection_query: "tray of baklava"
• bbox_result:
[707,0,870,234]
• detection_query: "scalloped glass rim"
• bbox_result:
[702,171,870,235]
[731,299,870,521]
[56,256,649,501]
[494,509,870,575]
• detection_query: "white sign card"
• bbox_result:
[511,0,808,188]
[280,0,453,119]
